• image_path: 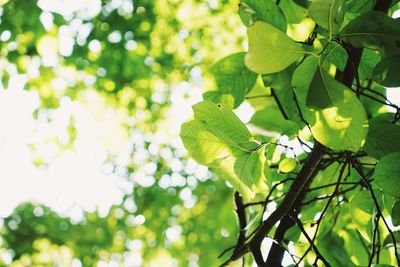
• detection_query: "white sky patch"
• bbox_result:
[386,87,400,112]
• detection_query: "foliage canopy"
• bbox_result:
[1,0,400,266]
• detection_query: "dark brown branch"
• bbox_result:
[220,142,326,266]
[233,192,247,255]
[265,160,325,265]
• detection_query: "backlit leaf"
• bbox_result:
[306,65,345,110]
[309,90,368,152]
[207,52,258,108]
[245,21,306,74]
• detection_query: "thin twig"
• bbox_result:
[294,216,331,266]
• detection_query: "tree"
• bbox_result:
[181,0,400,266]
[1,0,400,266]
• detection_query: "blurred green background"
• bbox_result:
[0,0,249,266]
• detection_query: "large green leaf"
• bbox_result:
[239,0,287,31]
[306,65,345,110]
[180,101,269,201]
[206,52,258,108]
[180,120,235,165]
[363,113,400,159]
[340,11,400,51]
[291,55,367,151]
[245,21,306,74]
[372,152,400,198]
[392,199,400,226]
[373,55,400,87]
[309,89,368,152]
[308,0,345,35]
[192,101,251,144]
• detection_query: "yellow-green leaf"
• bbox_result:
[245,21,306,74]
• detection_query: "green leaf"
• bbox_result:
[261,66,293,91]
[250,106,299,136]
[308,0,345,35]
[210,156,256,201]
[279,0,308,24]
[340,11,400,51]
[207,52,258,108]
[360,84,386,117]
[373,56,400,87]
[245,21,306,74]
[306,65,345,110]
[293,0,311,8]
[372,152,400,198]
[234,147,267,191]
[239,0,287,31]
[358,49,381,81]
[364,113,400,159]
[345,0,375,14]
[203,91,235,109]
[291,56,367,151]
[383,230,400,248]
[323,41,348,71]
[350,189,375,214]
[180,120,235,165]
[278,158,297,173]
[392,199,400,226]
[318,232,355,267]
[192,101,251,144]
[238,140,260,151]
[349,190,374,243]
[309,89,368,152]
[292,56,319,104]
[180,101,269,201]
